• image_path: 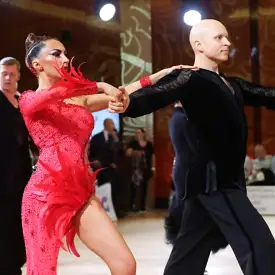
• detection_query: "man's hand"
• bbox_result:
[108,86,130,113]
[97,82,126,113]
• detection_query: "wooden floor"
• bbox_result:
[22,212,275,275]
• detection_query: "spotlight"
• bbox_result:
[183,10,202,26]
[99,3,116,21]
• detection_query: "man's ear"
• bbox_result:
[194,40,203,53]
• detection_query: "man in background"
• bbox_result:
[247,144,275,185]
[89,118,122,214]
[0,57,32,275]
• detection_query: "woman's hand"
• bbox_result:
[84,82,128,113]
[108,86,129,113]
[97,82,126,112]
[165,65,199,75]
[97,82,122,99]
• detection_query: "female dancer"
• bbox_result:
[20,33,190,275]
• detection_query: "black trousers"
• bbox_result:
[164,188,275,275]
[0,198,25,275]
[130,177,149,211]
[164,191,184,244]
[140,172,153,211]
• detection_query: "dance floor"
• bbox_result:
[22,212,275,275]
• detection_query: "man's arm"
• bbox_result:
[230,77,275,109]
[124,69,193,118]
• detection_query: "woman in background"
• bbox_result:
[126,128,154,212]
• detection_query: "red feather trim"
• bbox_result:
[33,147,100,257]
[51,57,98,95]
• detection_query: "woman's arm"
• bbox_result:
[124,69,170,95]
[82,65,197,113]
[83,82,127,113]
[19,83,98,116]
[83,94,116,112]
[124,65,197,95]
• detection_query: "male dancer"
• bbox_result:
[0,57,32,275]
[120,19,275,275]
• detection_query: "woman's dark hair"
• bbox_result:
[136,128,146,140]
[25,33,56,71]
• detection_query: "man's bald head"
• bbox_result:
[189,20,224,48]
[189,19,231,64]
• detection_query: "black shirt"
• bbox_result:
[0,91,32,198]
[124,69,275,198]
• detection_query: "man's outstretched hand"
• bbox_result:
[108,86,130,113]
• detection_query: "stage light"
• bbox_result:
[183,10,202,26]
[99,3,116,21]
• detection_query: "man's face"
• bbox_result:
[0,64,20,92]
[136,129,144,140]
[199,22,231,63]
[255,145,266,159]
[105,119,115,132]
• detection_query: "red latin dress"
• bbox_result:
[19,66,100,274]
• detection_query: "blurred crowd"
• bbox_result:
[245,144,275,186]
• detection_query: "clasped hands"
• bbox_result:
[103,64,198,114]
[97,83,129,114]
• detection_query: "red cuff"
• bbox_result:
[140,76,152,88]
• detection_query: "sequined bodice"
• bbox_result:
[20,90,94,176]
